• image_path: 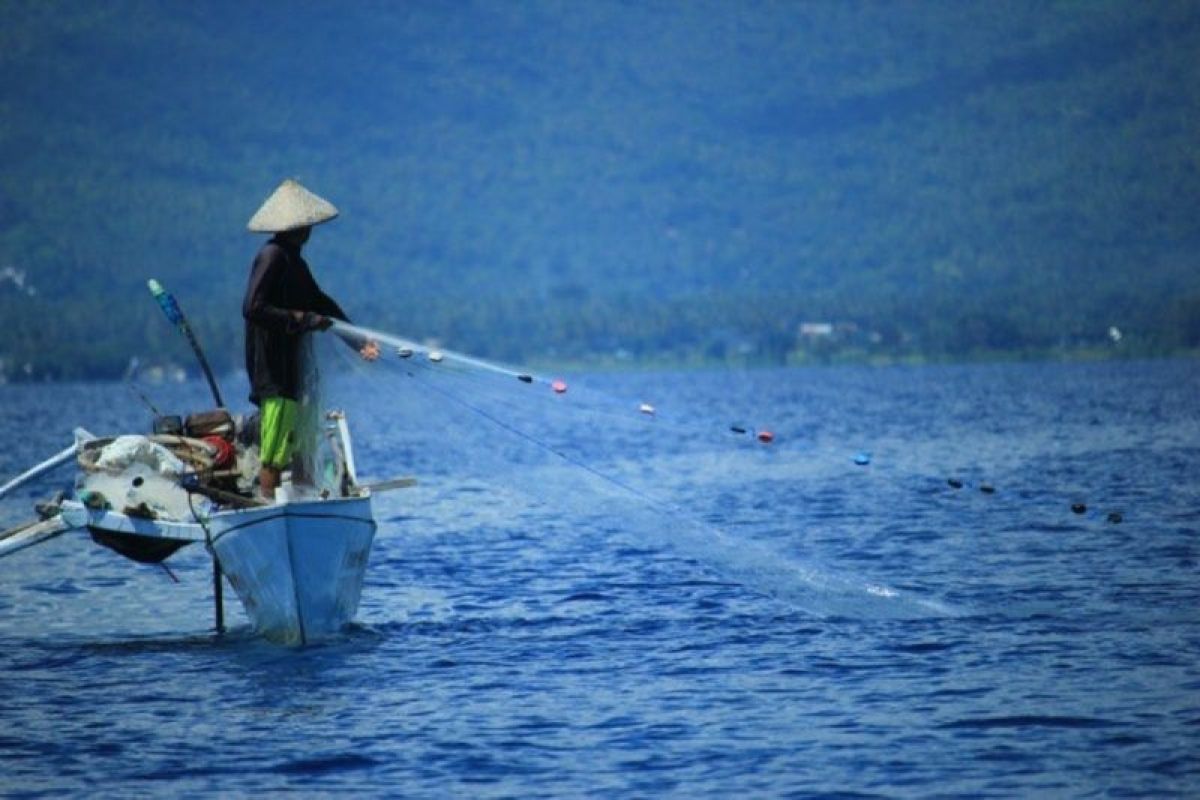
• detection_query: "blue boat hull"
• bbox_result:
[209,495,376,645]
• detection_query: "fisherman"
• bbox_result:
[243,178,379,500]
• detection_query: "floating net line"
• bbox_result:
[316,321,955,620]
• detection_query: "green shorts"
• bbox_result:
[260,396,299,468]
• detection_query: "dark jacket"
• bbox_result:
[242,236,348,405]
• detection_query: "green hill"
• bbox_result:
[2,0,1198,380]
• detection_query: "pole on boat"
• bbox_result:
[0,428,96,503]
[212,556,225,635]
[0,516,72,559]
[0,443,78,502]
[147,279,225,409]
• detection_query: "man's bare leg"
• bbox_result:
[259,465,281,501]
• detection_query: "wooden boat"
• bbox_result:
[0,409,385,645]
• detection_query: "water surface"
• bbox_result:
[0,359,1197,797]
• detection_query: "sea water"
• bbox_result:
[0,359,1197,797]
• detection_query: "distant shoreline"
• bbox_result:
[1,345,1196,387]
[528,345,1200,374]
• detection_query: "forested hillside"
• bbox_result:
[1,0,1198,380]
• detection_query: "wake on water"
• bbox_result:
[321,322,956,620]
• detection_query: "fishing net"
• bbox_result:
[292,334,345,498]
[308,321,952,619]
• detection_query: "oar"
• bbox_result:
[147,278,225,409]
[360,476,417,493]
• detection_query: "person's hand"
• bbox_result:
[359,340,380,361]
[300,312,332,332]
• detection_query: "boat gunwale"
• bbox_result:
[60,491,375,547]
[207,500,376,546]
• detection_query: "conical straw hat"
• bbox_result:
[247,179,338,233]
